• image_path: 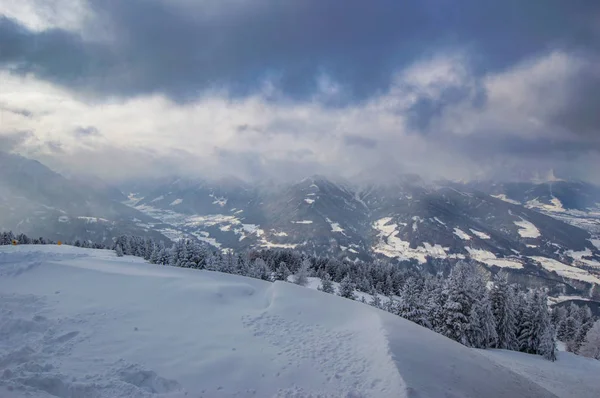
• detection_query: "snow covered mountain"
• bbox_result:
[0,152,167,244]
[1,245,599,398]
[125,175,600,301]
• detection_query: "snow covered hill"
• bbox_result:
[1,246,599,398]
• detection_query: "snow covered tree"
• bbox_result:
[274,262,291,281]
[250,258,271,281]
[396,277,430,328]
[467,279,497,349]
[369,288,382,309]
[115,244,124,257]
[293,259,310,286]
[579,320,600,360]
[440,262,473,345]
[562,305,583,352]
[574,306,594,353]
[338,274,356,300]
[539,324,557,362]
[318,273,335,294]
[490,273,518,350]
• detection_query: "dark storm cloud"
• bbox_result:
[1,0,598,102]
[551,61,600,137]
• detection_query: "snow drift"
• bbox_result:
[1,245,598,398]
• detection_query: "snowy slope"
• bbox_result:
[1,246,598,398]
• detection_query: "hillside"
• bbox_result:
[1,245,599,398]
[126,175,600,302]
[0,152,168,244]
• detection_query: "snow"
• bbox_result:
[567,248,600,268]
[271,231,288,237]
[373,218,452,264]
[548,295,593,305]
[491,194,521,205]
[303,198,315,204]
[325,218,344,233]
[514,218,541,238]
[433,217,446,226]
[469,229,491,240]
[590,239,600,251]
[291,220,313,224]
[77,216,110,223]
[465,248,524,269]
[169,199,183,206]
[0,245,596,398]
[526,197,566,213]
[211,197,227,207]
[453,227,471,240]
[479,349,600,398]
[57,215,69,223]
[191,231,221,248]
[529,256,600,284]
[150,195,164,203]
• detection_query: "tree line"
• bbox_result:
[3,231,599,361]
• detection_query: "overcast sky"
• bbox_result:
[1,0,599,183]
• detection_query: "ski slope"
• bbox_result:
[1,246,599,398]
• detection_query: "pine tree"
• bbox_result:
[468,290,498,348]
[490,273,518,350]
[274,262,291,281]
[318,273,335,294]
[369,289,382,309]
[115,244,124,257]
[517,291,538,354]
[563,306,583,352]
[339,274,356,300]
[539,324,557,361]
[579,320,600,360]
[397,277,430,328]
[293,259,310,286]
[440,262,473,345]
[574,306,594,354]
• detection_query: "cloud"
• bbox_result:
[73,125,101,138]
[1,1,599,183]
[0,131,33,151]
[343,135,377,149]
[2,0,598,102]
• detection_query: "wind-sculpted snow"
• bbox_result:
[0,245,597,397]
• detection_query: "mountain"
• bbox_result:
[0,152,168,244]
[2,244,598,398]
[3,153,599,302]
[124,174,600,301]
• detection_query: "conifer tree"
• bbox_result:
[318,273,335,294]
[490,273,518,350]
[339,274,356,300]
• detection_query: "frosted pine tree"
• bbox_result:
[369,288,382,309]
[274,262,291,281]
[440,262,473,345]
[115,244,124,257]
[293,259,310,286]
[339,274,357,300]
[563,307,583,352]
[490,273,518,350]
[318,273,335,294]
[397,277,430,328]
[517,291,537,354]
[579,320,600,360]
[539,324,557,361]
[574,306,594,353]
